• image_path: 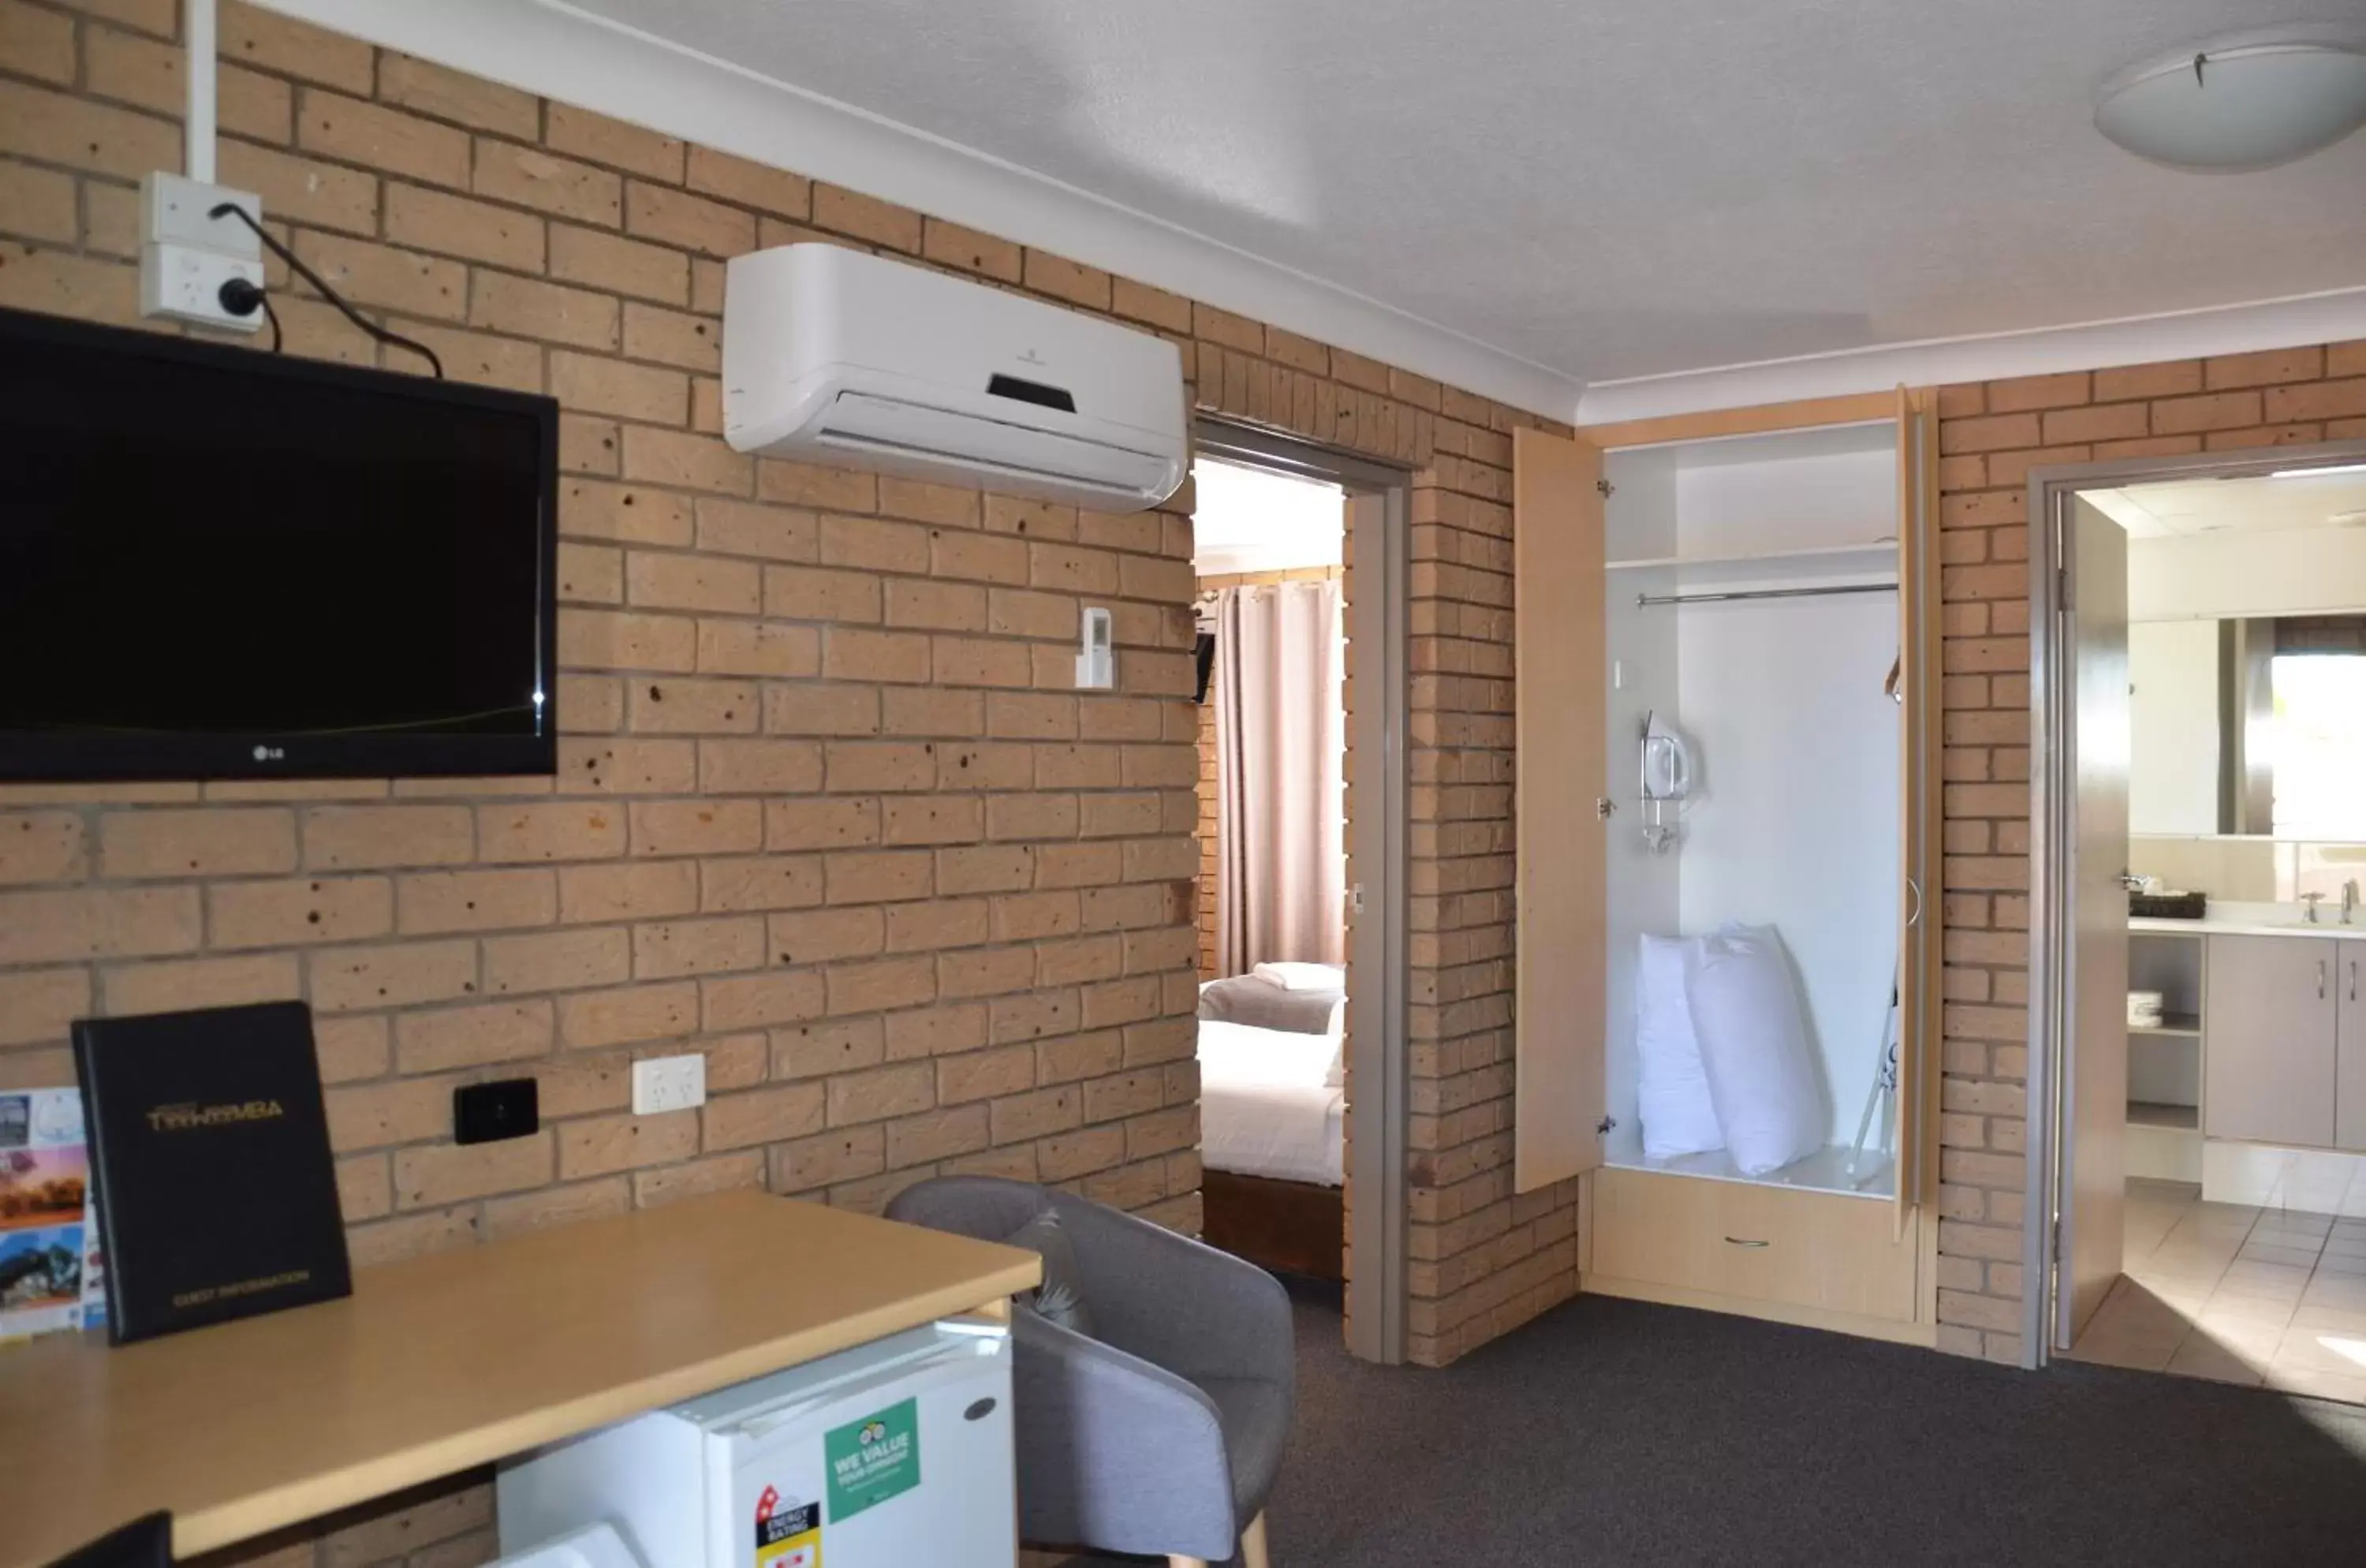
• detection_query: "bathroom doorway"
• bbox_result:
[2032,439,2366,1396]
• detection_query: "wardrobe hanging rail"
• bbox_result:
[1636,581,1897,608]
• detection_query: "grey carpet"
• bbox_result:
[1049,1280,2366,1566]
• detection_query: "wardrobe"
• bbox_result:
[1513,393,1942,1345]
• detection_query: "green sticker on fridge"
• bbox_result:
[824,1398,921,1522]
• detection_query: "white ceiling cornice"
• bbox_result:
[255,0,1589,422]
[262,1,2366,429]
[1573,285,2366,424]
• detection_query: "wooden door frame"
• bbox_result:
[1193,419,1414,1365]
[2023,438,2366,1368]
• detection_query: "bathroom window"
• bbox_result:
[2271,652,2366,839]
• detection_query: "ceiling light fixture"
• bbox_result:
[2271,462,2366,480]
[2095,25,2366,170]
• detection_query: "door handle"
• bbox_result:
[1723,1236,1771,1249]
[1905,877,1923,930]
[2352,960,2357,1004]
[2320,960,2329,1001]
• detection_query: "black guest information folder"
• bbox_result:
[71,1001,352,1344]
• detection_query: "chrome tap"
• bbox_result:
[2346,879,2360,927]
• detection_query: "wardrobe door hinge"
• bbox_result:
[2057,565,2072,613]
[1597,1115,1618,1135]
[1596,797,1616,820]
[1595,478,1616,498]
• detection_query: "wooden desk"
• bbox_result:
[0,1189,1039,1568]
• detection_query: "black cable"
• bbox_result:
[207,202,443,379]
[258,293,282,354]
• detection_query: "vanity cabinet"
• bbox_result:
[2204,935,2340,1148]
[2339,948,2366,1151]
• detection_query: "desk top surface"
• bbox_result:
[0,1189,1038,1568]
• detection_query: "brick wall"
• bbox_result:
[0,0,1571,1421]
[1190,564,1343,980]
[1931,343,2366,1362]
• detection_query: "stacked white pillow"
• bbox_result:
[1633,924,1827,1175]
[1633,934,1723,1159]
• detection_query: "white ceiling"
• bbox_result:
[1191,459,1345,576]
[562,0,2366,386]
[2090,466,2366,538]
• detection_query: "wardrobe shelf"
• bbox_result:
[1604,539,1898,573]
[2127,1099,2200,1132]
[2129,1014,2201,1039]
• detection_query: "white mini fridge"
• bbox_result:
[498,1320,1016,1568]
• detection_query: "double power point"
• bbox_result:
[138,171,265,332]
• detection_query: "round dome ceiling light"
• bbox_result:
[2095,25,2366,171]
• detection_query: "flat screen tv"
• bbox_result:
[0,307,558,782]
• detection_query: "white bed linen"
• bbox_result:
[1196,1020,1346,1186]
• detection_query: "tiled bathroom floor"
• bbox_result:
[2067,1177,2366,1402]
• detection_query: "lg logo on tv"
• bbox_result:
[251,745,285,762]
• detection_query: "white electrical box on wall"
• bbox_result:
[1075,606,1115,689]
[137,172,263,332]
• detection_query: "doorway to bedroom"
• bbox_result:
[1189,424,1411,1365]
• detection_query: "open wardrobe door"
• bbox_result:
[1513,427,1607,1193]
[1895,388,1943,1232]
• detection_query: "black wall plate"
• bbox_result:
[454,1077,539,1145]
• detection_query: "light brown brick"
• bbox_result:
[1023,251,1110,311]
[218,136,379,233]
[471,269,618,349]
[473,137,621,226]
[558,978,698,1047]
[221,0,374,90]
[101,951,299,1016]
[558,1108,700,1178]
[294,231,467,321]
[2151,390,2263,435]
[686,145,810,218]
[921,218,1021,282]
[0,967,91,1047]
[621,301,721,371]
[543,104,684,183]
[809,184,920,252]
[0,162,76,245]
[0,811,83,884]
[385,182,545,271]
[300,89,470,188]
[558,859,700,925]
[310,939,479,1012]
[81,24,290,142]
[477,802,627,864]
[208,875,394,949]
[550,222,689,304]
[98,808,295,879]
[627,181,756,257]
[394,999,553,1073]
[0,79,181,180]
[394,1133,554,1209]
[304,805,475,870]
[702,1081,827,1151]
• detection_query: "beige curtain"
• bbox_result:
[1213,579,1346,976]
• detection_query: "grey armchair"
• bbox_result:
[885,1176,1293,1568]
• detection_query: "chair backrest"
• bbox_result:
[885,1174,1054,1242]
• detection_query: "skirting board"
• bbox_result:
[1580,1274,1940,1350]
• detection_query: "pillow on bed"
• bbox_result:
[1688,924,1825,1176]
[1323,997,1347,1088]
[1252,961,1345,992]
[1635,933,1723,1159]
[1198,973,1341,1034]
[1002,1209,1094,1335]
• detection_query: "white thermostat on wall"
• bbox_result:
[1076,606,1115,690]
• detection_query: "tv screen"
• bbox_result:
[0,307,557,782]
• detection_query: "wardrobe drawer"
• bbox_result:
[1589,1167,1918,1322]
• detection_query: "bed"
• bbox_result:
[1196,968,1348,1280]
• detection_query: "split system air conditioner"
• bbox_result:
[722,244,1188,512]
